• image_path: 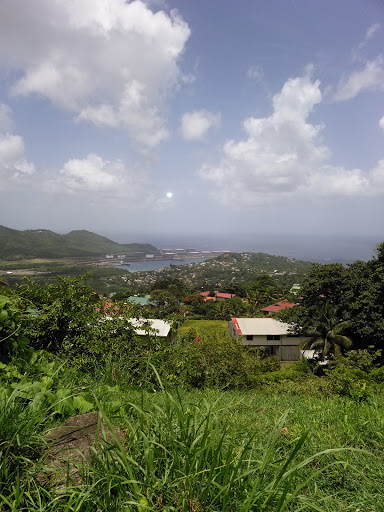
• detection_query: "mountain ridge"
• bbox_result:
[0,226,159,260]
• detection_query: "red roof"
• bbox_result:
[200,291,236,300]
[231,317,242,335]
[261,300,297,313]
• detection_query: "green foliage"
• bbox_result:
[149,277,189,300]
[298,246,384,352]
[327,367,371,402]
[167,330,275,389]
[369,365,384,382]
[16,275,99,353]
[299,301,352,359]
[150,289,181,317]
[0,294,29,362]
[330,347,382,373]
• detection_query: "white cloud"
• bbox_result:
[333,56,384,101]
[379,116,384,131]
[181,110,221,141]
[352,23,381,62]
[0,106,35,188]
[77,81,169,148]
[0,103,14,131]
[365,23,381,42]
[357,23,381,52]
[49,152,174,211]
[0,0,190,149]
[55,153,141,195]
[199,70,384,205]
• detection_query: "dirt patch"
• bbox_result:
[40,411,125,489]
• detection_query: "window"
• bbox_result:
[246,335,253,341]
[267,335,281,341]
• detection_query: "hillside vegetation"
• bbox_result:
[1,251,384,510]
[0,225,159,260]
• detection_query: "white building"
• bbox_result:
[228,317,307,362]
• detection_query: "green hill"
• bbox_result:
[0,226,159,260]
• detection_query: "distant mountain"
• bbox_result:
[0,226,160,260]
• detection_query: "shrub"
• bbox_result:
[369,365,384,383]
[167,332,267,389]
[328,367,371,402]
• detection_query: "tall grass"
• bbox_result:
[0,359,383,511]
[0,370,363,511]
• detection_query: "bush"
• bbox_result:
[369,365,384,383]
[328,367,371,402]
[166,331,269,389]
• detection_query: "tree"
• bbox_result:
[150,289,181,318]
[299,301,352,359]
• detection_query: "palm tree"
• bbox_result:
[300,301,352,359]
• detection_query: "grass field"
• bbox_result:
[178,318,228,337]
[2,372,383,511]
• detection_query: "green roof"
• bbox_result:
[127,295,151,306]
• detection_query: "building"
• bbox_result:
[127,295,152,306]
[200,291,236,302]
[129,318,175,341]
[261,300,297,315]
[228,317,307,362]
[103,316,175,342]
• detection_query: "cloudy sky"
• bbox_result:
[0,0,383,241]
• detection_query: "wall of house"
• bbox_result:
[228,320,307,361]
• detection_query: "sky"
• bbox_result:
[0,0,383,244]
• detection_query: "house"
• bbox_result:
[129,318,175,342]
[200,291,236,302]
[127,295,152,306]
[104,316,175,342]
[261,300,297,315]
[228,317,307,362]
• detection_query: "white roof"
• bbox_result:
[104,317,172,337]
[129,318,172,337]
[231,317,291,336]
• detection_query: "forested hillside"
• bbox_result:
[0,225,159,260]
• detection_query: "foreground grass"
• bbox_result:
[1,361,383,511]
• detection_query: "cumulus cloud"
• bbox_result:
[199,70,384,205]
[52,153,144,197]
[333,56,384,101]
[48,152,174,210]
[0,0,190,149]
[0,105,35,189]
[181,110,221,141]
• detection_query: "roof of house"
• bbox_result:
[200,291,236,299]
[261,300,297,313]
[104,317,172,337]
[231,317,291,336]
[127,295,151,306]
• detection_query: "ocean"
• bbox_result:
[108,232,382,264]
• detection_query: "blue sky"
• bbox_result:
[0,0,383,241]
